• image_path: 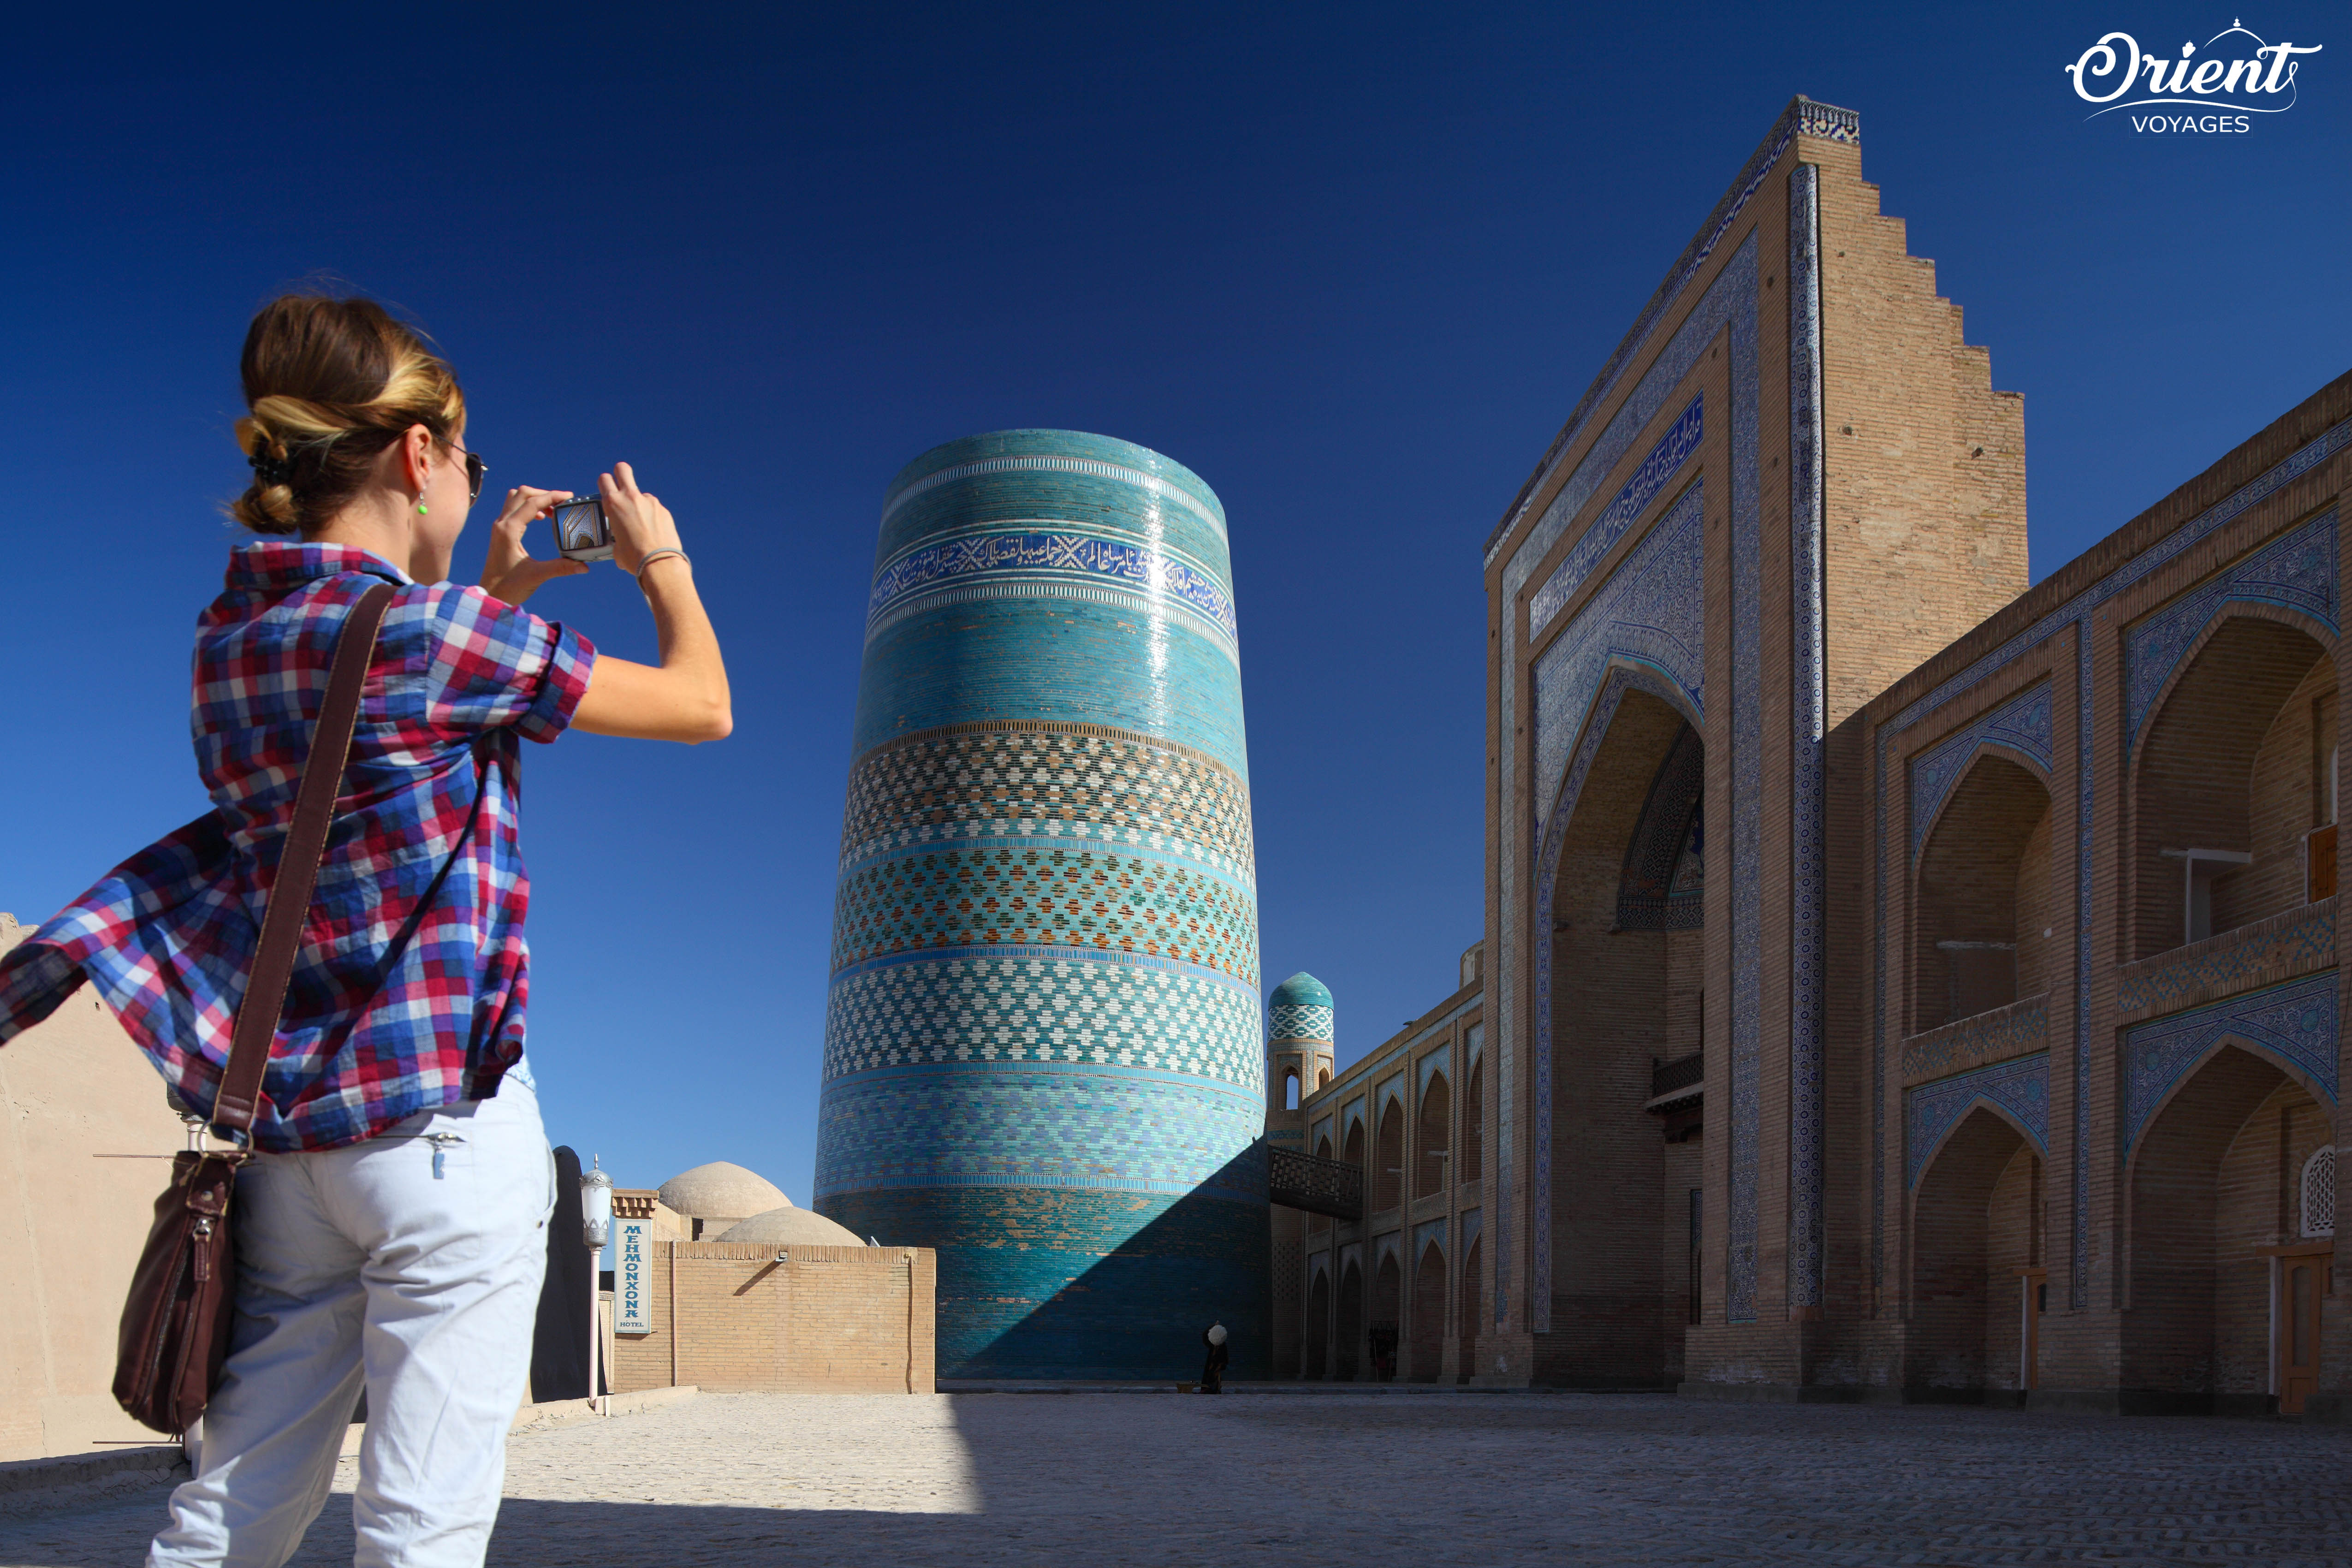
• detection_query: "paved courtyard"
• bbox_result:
[0,1390,2346,1566]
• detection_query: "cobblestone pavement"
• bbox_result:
[1,1390,2347,1566]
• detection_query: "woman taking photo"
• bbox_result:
[0,294,729,1567]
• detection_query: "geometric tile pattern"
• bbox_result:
[840,726,1254,882]
[1268,972,1335,1045]
[823,951,1263,1088]
[2123,968,2340,1152]
[1532,480,1707,832]
[1907,680,2055,860]
[830,845,1256,982]
[1906,1051,2049,1188]
[2124,507,2339,752]
[1528,394,1704,636]
[1900,994,2049,1086]
[2115,903,2335,1016]
[1270,1002,1334,1044]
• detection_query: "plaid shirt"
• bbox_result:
[0,543,594,1152]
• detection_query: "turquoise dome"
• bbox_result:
[1268,973,1335,1044]
[1271,973,1333,1009]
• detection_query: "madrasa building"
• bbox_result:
[819,95,2349,1416]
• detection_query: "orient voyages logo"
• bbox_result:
[2066,19,2320,131]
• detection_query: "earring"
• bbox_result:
[416,494,430,516]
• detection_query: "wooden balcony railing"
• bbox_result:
[1268,1146,1363,1221]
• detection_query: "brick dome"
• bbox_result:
[715,1206,867,1248]
[657,1161,790,1220]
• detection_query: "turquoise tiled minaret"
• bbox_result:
[813,430,1265,1378]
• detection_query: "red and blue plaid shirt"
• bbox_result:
[0,543,595,1152]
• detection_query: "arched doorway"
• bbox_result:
[1303,1265,1330,1379]
[1541,690,1703,1385]
[1416,1071,1451,1198]
[1333,1257,1363,1381]
[1908,1105,2043,1394]
[1410,1237,1447,1381]
[1373,1099,1404,1213]
[1370,1247,1402,1382]
[2126,1040,2334,1412]
[1912,753,2052,1031]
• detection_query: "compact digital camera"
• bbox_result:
[552,493,615,562]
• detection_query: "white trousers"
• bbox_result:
[148,1079,555,1568]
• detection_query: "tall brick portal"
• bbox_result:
[813,430,1267,1378]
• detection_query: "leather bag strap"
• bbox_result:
[212,583,396,1136]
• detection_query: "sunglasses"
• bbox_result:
[440,438,487,504]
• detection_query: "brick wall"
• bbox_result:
[2229,658,2339,931]
[609,1243,936,1395]
[1815,140,2030,731]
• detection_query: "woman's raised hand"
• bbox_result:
[598,462,684,577]
[479,485,589,606]
[572,460,730,744]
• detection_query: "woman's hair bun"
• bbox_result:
[226,294,466,536]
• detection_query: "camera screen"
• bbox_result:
[554,495,612,560]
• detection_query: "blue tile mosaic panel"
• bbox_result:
[1907,681,2055,860]
[823,952,1262,1085]
[815,430,1262,1378]
[867,526,1239,659]
[1905,1052,2049,1188]
[2116,905,2335,1016]
[837,727,1254,883]
[2124,508,2339,751]
[1532,481,1706,826]
[1528,395,1703,635]
[1785,160,1829,1313]
[2122,970,2340,1151]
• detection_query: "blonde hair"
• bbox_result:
[230,294,467,535]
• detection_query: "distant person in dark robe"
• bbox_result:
[1200,1322,1229,1392]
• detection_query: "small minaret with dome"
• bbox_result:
[1265,971,1335,1378]
[1266,972,1336,1114]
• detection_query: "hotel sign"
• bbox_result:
[615,1219,653,1335]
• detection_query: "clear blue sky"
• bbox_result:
[3,3,2345,1202]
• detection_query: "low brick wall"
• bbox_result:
[609,1242,935,1395]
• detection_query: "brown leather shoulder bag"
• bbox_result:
[115,583,394,1435]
